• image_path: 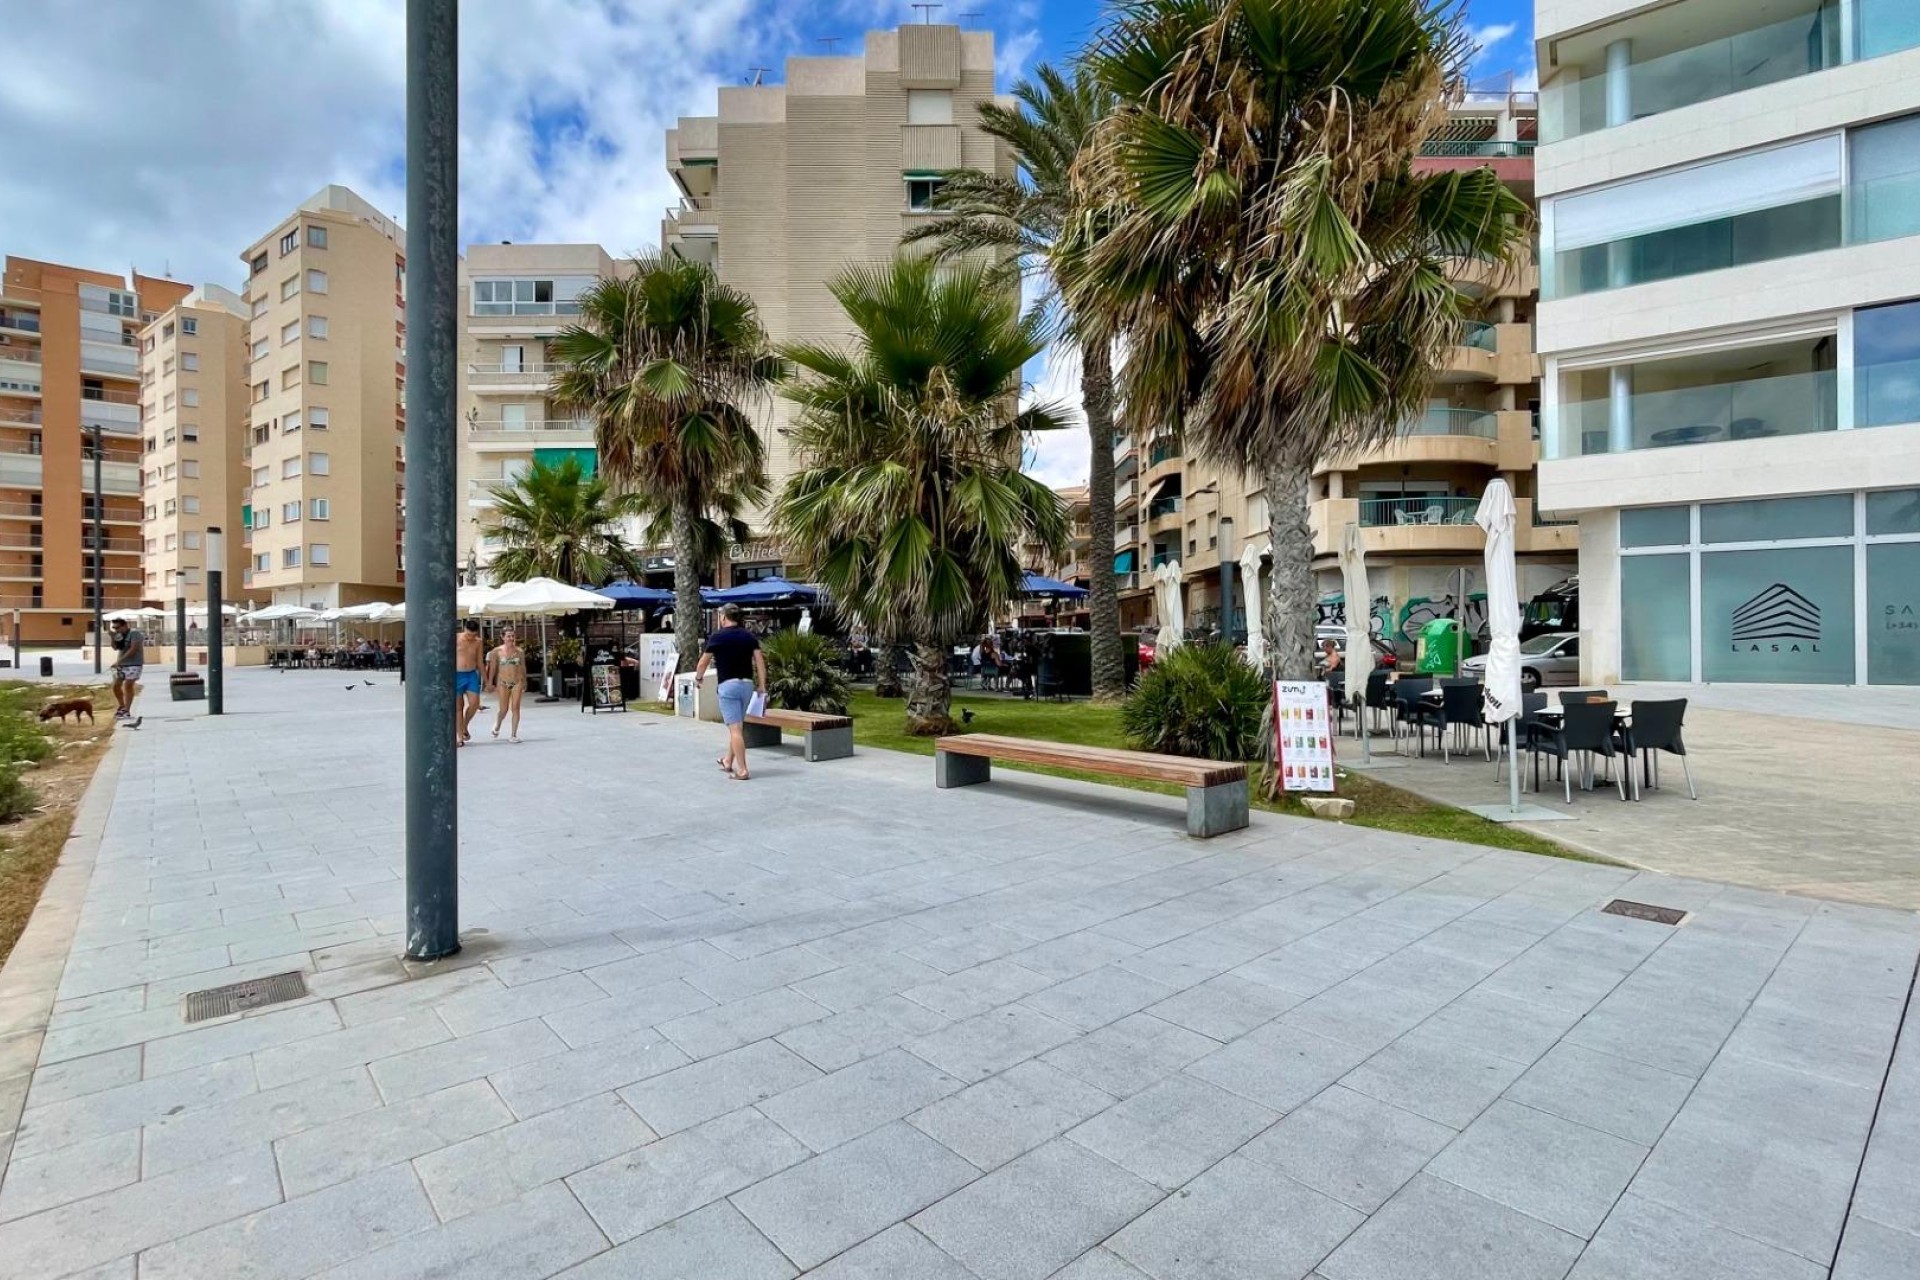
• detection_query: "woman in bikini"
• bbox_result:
[485,627,528,742]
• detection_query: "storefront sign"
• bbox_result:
[641,634,677,702]
[1273,680,1335,793]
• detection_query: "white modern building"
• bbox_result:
[1534,0,1920,686]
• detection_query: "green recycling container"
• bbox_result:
[1415,617,1460,674]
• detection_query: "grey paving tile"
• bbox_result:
[1562,978,1750,1078]
[251,1010,451,1091]
[1145,972,1306,1042]
[1048,1247,1155,1279]
[659,987,833,1060]
[791,955,945,1013]
[1319,1174,1584,1280]
[1340,1022,1530,1129]
[909,1058,1114,1171]
[136,1001,343,1078]
[912,1138,1164,1280]
[1238,1084,1457,1214]
[22,1047,142,1110]
[1041,1013,1219,1098]
[1066,1074,1277,1190]
[906,925,1040,974]
[541,981,717,1049]
[332,965,503,1027]
[434,971,606,1038]
[1108,1153,1363,1280]
[802,1223,978,1280]
[414,1092,656,1221]
[1832,1215,1920,1280]
[733,1121,979,1269]
[312,1181,610,1279]
[487,1025,689,1119]
[142,1063,381,1176]
[0,1128,141,1222]
[758,1048,962,1152]
[778,996,954,1072]
[1567,1194,1827,1280]
[1422,988,1583,1066]
[618,1039,823,1135]
[1009,931,1143,982]
[556,1200,794,1279]
[1186,1021,1371,1113]
[0,1145,283,1280]
[1505,1042,1695,1147]
[1022,966,1178,1032]
[568,1106,809,1242]
[367,1016,567,1102]
[275,1078,514,1197]
[12,1055,255,1160]
[1428,1099,1649,1238]
[904,958,1057,1019]
[138,1162,436,1280]
[910,1004,1082,1083]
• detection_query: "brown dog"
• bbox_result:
[38,698,95,725]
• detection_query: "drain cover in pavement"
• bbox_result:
[1602,899,1688,926]
[181,971,309,1023]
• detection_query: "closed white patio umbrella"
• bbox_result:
[1475,478,1524,815]
[1151,559,1185,654]
[1239,540,1267,671]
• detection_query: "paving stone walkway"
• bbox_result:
[0,670,1915,1279]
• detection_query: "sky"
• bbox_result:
[2,0,1537,486]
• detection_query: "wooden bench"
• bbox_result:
[743,708,854,762]
[933,734,1249,837]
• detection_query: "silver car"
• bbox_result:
[1464,632,1580,690]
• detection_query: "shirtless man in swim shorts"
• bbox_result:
[454,619,484,747]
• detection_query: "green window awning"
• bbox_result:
[534,447,597,477]
[1114,550,1136,573]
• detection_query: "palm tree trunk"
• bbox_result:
[1083,338,1126,701]
[1263,449,1318,682]
[904,634,955,736]
[670,492,704,675]
[874,637,904,698]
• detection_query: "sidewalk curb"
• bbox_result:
[0,726,128,1180]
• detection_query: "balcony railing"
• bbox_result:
[1460,321,1498,351]
[1147,495,1183,518]
[1419,140,1536,158]
[1149,553,1176,569]
[0,408,41,426]
[0,314,40,333]
[467,362,555,376]
[0,346,43,365]
[1550,367,1837,458]
[81,387,140,405]
[469,418,593,439]
[1359,496,1481,527]
[1402,407,1498,439]
[0,503,41,518]
[1147,439,1180,467]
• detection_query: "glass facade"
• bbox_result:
[1617,491,1920,684]
[1856,300,1920,429]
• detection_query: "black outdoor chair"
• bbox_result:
[1557,688,1607,705]
[1531,700,1628,803]
[1493,691,1551,782]
[1417,679,1488,762]
[1622,698,1695,799]
[1363,669,1394,735]
[1389,677,1436,753]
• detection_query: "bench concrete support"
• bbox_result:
[1186,778,1249,838]
[935,749,991,788]
[805,725,853,763]
[741,720,784,750]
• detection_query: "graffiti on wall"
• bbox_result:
[1316,595,1394,640]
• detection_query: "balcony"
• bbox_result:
[0,345,42,368]
[1358,495,1481,527]
[0,455,41,489]
[468,477,508,505]
[1540,1,1900,143]
[80,386,140,406]
[1146,495,1183,536]
[1406,407,1498,439]
[1419,140,1535,158]
[469,417,593,446]
[1115,477,1139,510]
[1147,438,1180,467]
[467,361,555,394]
[0,312,39,335]
[0,407,41,427]
[0,502,40,520]
[90,461,142,496]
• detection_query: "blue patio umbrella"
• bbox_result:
[1020,572,1089,600]
[590,581,675,609]
[711,576,821,605]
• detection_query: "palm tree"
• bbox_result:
[549,257,778,671]
[776,256,1070,735]
[484,455,643,585]
[1067,0,1531,680]
[904,64,1128,701]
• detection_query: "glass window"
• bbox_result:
[280,230,298,256]
[254,508,270,528]
[255,553,270,572]
[282,412,301,433]
[1860,0,1920,59]
[906,89,953,125]
[1701,545,1856,683]
[252,337,269,359]
[310,497,330,520]
[308,452,330,475]
[181,389,198,407]
[1621,506,1689,547]
[309,543,331,566]
[180,353,198,371]
[282,501,301,522]
[1849,114,1920,245]
[1621,554,1692,681]
[1867,488,1920,535]
[1700,494,1853,543]
[309,361,328,385]
[1867,543,1920,684]
[1856,299,1920,429]
[181,460,199,478]
[906,177,944,212]
[282,320,299,345]
[280,276,300,301]
[251,252,268,276]
[308,315,328,339]
[183,496,198,514]
[283,547,302,568]
[308,407,329,429]
[307,225,328,249]
[180,318,197,336]
[307,270,328,294]
[184,533,201,550]
[283,457,302,479]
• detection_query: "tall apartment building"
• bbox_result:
[1533,0,1920,688]
[137,286,248,602]
[0,257,188,644]
[457,243,620,576]
[660,23,1011,578]
[237,186,407,610]
[1114,88,1572,650]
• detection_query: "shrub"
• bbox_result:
[0,717,52,767]
[762,629,851,715]
[1121,642,1268,761]
[0,763,32,822]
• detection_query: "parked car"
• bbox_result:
[1463,631,1579,690]
[1521,577,1579,642]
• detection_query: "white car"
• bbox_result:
[1464,632,1580,691]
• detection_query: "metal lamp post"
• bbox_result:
[1218,516,1236,647]
[205,527,224,715]
[90,422,102,674]
[174,570,187,672]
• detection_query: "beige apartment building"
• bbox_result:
[457,243,620,576]
[660,22,1011,577]
[237,185,407,610]
[1116,88,1577,651]
[0,256,187,644]
[137,286,248,602]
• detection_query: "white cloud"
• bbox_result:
[1469,21,1519,68]
[1022,341,1090,489]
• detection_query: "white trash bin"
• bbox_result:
[674,670,720,722]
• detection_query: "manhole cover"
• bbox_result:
[180,971,309,1023]
[1602,899,1688,926]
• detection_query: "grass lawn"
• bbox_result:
[0,682,114,966]
[842,689,1593,862]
